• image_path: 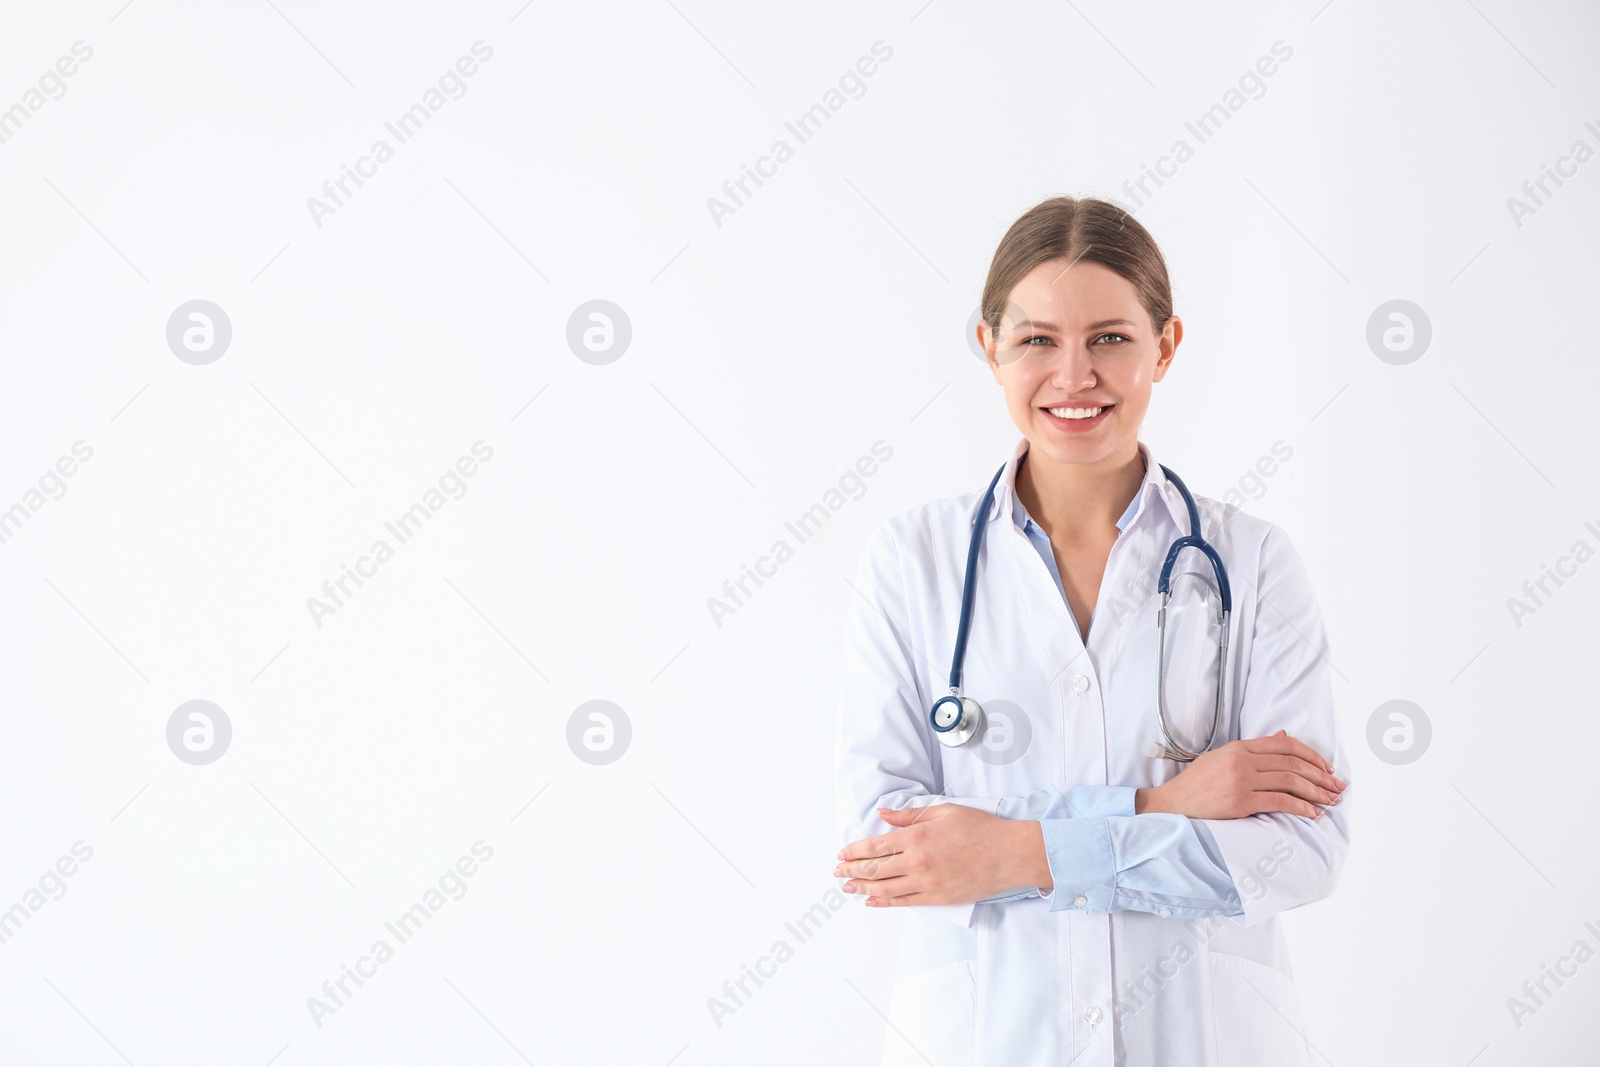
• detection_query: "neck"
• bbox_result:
[1015,440,1146,542]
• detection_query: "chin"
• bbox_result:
[1029,425,1130,463]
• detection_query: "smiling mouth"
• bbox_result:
[1042,404,1113,420]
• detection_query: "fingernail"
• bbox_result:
[1313,808,1325,818]
[836,849,845,860]
[832,864,843,877]
[1334,777,1348,790]
[843,882,857,893]
[866,898,880,907]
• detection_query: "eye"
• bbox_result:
[1096,332,1131,345]
[1020,334,1052,346]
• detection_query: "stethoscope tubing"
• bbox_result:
[931,456,1231,762]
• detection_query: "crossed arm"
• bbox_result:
[834,731,1346,909]
[835,520,1352,926]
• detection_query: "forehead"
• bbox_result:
[1006,259,1141,321]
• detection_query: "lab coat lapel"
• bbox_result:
[996,508,1113,789]
[999,515,1093,689]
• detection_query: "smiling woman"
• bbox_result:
[834,195,1350,1067]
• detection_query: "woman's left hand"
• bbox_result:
[834,805,1051,907]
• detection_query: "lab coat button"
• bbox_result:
[1159,907,1172,918]
[1073,894,1088,907]
[1084,1006,1104,1025]
[1071,674,1090,693]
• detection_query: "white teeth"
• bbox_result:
[1047,406,1105,419]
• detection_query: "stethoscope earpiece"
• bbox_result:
[1143,740,1196,762]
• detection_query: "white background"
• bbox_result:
[2,1,1597,1064]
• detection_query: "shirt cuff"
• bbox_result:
[1038,817,1119,912]
[976,887,1045,904]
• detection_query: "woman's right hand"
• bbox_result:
[1135,729,1347,820]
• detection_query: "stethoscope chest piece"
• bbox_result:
[931,694,983,747]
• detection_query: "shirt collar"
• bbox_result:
[973,436,1188,534]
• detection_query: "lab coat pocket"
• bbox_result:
[1207,952,1311,1067]
[882,959,976,1067]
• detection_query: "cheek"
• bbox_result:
[1119,391,1151,420]
[1000,366,1044,406]
[1114,362,1158,399]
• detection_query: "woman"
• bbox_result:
[833,196,1351,1067]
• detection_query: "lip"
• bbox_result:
[1041,403,1113,433]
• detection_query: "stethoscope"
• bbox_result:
[929,458,1232,762]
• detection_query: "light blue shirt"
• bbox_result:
[983,483,1243,918]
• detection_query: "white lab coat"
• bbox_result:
[835,436,1351,1067]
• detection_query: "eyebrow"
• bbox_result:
[1013,318,1137,332]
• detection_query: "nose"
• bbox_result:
[1043,340,1097,394]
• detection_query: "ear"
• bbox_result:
[1151,314,1182,383]
[979,320,1003,385]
